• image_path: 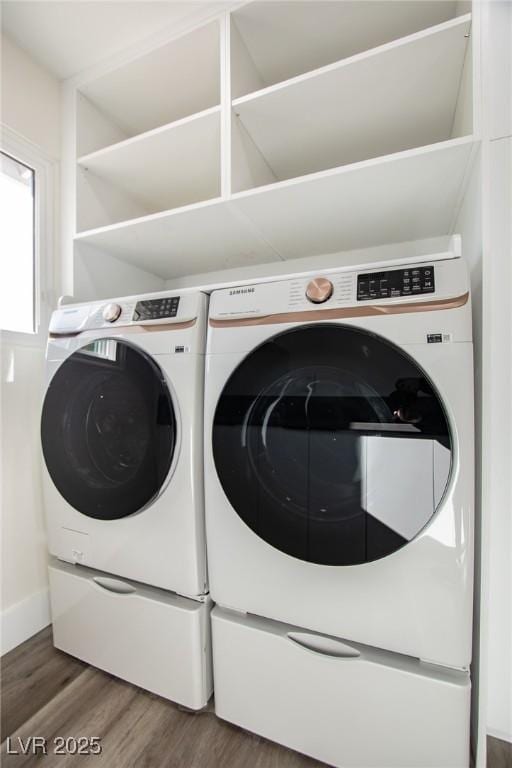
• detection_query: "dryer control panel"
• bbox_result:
[209,257,470,327]
[357,266,435,301]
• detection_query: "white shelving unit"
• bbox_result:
[70,0,479,300]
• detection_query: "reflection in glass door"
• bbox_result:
[213,324,452,565]
[41,339,176,520]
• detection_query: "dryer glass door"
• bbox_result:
[41,338,176,520]
[213,324,452,565]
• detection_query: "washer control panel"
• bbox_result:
[133,296,180,321]
[357,266,435,301]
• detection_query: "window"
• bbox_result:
[0,127,55,342]
[0,151,36,333]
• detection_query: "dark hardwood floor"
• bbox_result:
[1,627,322,767]
[1,627,510,767]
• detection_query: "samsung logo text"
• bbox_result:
[229,288,255,296]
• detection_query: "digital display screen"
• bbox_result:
[133,296,180,321]
[357,266,435,301]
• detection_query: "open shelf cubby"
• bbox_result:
[232,14,473,192]
[76,20,220,157]
[76,107,221,232]
[231,0,468,99]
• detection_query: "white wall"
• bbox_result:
[1,344,50,653]
[1,34,61,158]
[479,0,512,748]
[482,134,512,744]
[0,33,61,653]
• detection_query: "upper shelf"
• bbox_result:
[232,15,472,189]
[76,20,220,157]
[231,0,462,99]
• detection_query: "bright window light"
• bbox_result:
[0,151,36,333]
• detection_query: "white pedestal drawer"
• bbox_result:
[48,559,212,709]
[212,606,470,768]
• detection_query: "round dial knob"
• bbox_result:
[305,277,333,304]
[102,303,122,322]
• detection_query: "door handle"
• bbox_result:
[288,631,360,658]
[93,576,136,595]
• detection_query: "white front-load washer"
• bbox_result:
[42,290,207,598]
[41,290,212,708]
[204,256,474,765]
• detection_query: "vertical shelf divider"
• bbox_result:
[220,11,232,200]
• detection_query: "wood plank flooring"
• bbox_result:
[487,736,512,768]
[1,627,323,768]
[1,627,86,740]
[2,627,510,767]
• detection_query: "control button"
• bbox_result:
[306,277,334,304]
[102,303,122,322]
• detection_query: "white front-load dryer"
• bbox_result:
[204,257,474,670]
[205,257,474,764]
[41,290,208,599]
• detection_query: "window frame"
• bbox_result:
[0,125,57,347]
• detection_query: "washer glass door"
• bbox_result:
[41,338,176,520]
[213,324,452,565]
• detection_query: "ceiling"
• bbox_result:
[1,1,219,80]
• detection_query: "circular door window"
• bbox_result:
[212,324,452,565]
[41,338,176,520]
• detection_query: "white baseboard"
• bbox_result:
[1,588,51,656]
